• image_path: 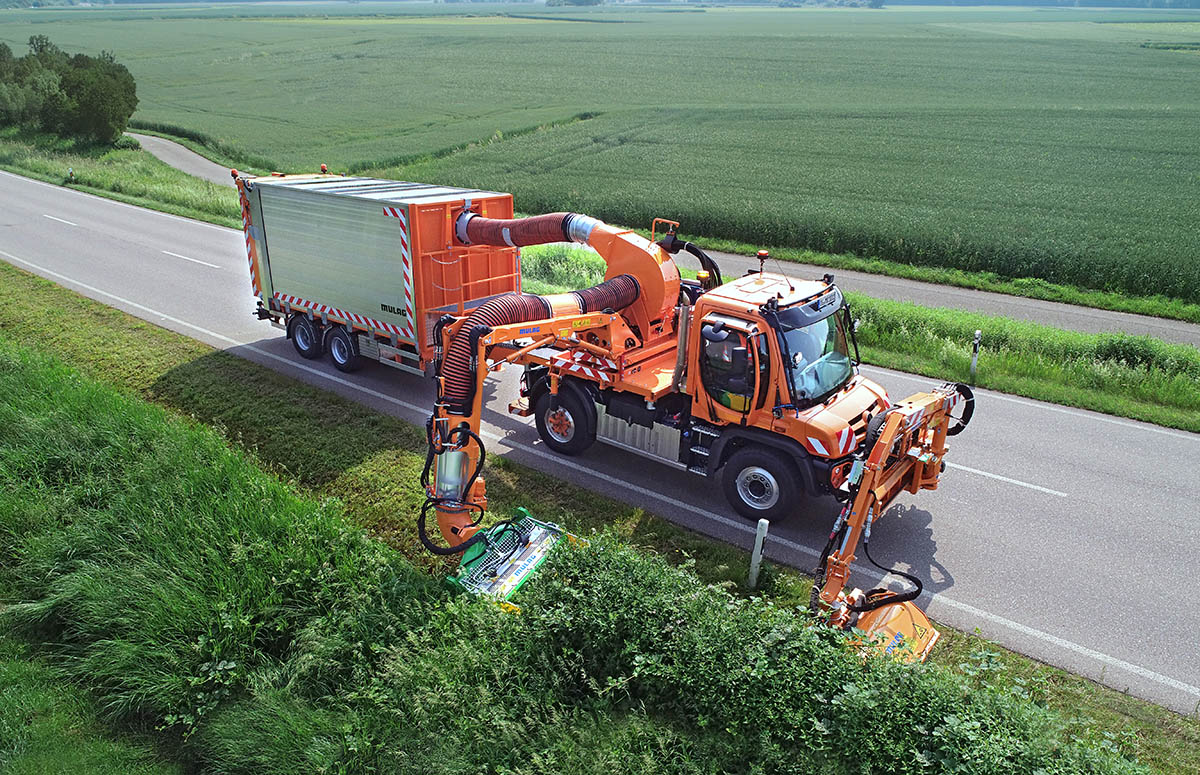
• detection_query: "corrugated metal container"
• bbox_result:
[239,174,520,364]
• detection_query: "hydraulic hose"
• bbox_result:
[848,540,924,613]
[418,419,487,556]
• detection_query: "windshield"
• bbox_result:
[776,308,853,403]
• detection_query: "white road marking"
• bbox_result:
[162,250,220,269]
[863,365,1200,443]
[930,595,1200,701]
[42,214,76,226]
[945,462,1068,497]
[5,246,1199,708]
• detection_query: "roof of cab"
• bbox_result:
[706,272,829,308]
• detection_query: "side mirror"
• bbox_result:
[701,321,729,343]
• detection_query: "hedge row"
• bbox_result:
[0,339,1144,774]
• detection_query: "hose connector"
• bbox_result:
[454,211,477,246]
[563,213,601,244]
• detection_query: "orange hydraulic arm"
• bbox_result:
[812,382,973,661]
[418,212,681,557]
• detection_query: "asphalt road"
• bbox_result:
[3,168,1199,716]
[131,133,1200,347]
[127,132,237,188]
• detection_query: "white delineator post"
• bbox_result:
[971,329,982,381]
[748,518,770,589]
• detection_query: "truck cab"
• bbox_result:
[523,269,891,521]
[683,272,890,518]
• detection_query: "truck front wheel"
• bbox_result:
[533,389,595,456]
[721,446,801,521]
[288,315,323,360]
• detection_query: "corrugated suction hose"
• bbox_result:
[440,293,551,415]
[439,276,639,415]
[438,211,640,415]
[455,211,600,248]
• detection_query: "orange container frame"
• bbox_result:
[408,195,523,359]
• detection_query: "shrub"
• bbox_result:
[0,37,137,144]
[0,338,1148,774]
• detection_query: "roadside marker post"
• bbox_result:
[748,518,769,589]
[971,329,982,381]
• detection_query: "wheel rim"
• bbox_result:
[294,323,311,350]
[331,335,348,364]
[546,407,576,444]
[736,465,780,511]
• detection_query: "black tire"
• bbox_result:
[946,383,974,436]
[864,408,898,450]
[533,388,596,456]
[288,315,323,360]
[721,446,802,521]
[326,327,363,373]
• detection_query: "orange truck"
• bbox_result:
[236,173,968,523]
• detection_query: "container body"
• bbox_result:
[239,174,521,366]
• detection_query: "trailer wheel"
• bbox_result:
[722,446,801,521]
[288,315,323,360]
[534,389,595,456]
[326,327,363,373]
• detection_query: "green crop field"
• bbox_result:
[2,4,1199,302]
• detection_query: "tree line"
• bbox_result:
[0,35,138,144]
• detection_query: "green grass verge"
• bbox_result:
[0,333,1153,774]
[522,245,1200,433]
[0,638,180,775]
[0,127,241,229]
[0,258,1198,772]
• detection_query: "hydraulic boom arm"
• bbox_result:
[812,382,973,660]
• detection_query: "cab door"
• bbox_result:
[692,315,767,425]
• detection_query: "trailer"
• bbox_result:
[237,173,522,374]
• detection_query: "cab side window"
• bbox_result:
[701,330,753,412]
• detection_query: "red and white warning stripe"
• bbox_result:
[835,426,855,456]
[551,349,616,384]
[905,406,927,431]
[805,435,830,457]
[239,187,261,297]
[274,291,413,341]
[383,206,416,335]
[803,426,855,458]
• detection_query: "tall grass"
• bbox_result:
[0,638,179,775]
[0,337,1148,774]
[0,128,239,227]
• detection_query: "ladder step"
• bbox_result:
[687,465,708,476]
[689,445,710,456]
[693,425,720,438]
[508,398,532,417]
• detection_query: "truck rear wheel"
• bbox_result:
[534,389,595,456]
[288,315,323,360]
[326,327,363,373]
[721,446,801,521]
